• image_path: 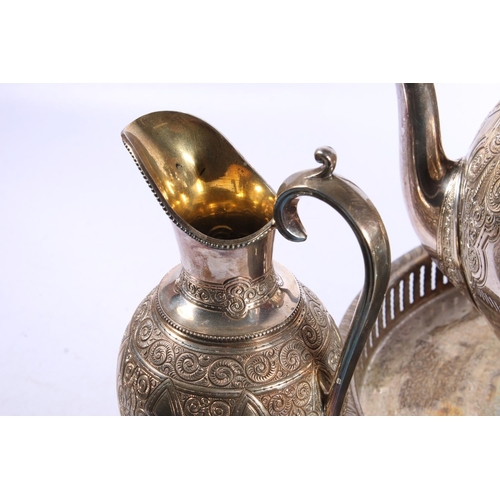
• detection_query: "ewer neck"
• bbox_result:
[173,223,276,284]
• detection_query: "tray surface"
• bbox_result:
[342,247,500,416]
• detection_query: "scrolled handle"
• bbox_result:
[274,146,391,415]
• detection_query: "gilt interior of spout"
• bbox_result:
[169,162,276,240]
[123,111,276,241]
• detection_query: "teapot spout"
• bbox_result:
[397,83,459,259]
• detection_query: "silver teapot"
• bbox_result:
[116,111,390,415]
[398,83,500,336]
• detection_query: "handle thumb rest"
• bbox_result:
[274,147,391,415]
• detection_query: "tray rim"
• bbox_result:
[341,245,460,416]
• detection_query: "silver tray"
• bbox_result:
[341,246,500,416]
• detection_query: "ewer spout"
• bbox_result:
[121,111,276,248]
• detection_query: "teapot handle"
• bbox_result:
[274,147,391,415]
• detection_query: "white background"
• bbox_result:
[1,83,499,415]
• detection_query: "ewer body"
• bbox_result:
[116,111,390,416]
[117,222,347,415]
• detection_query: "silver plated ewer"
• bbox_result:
[116,111,390,416]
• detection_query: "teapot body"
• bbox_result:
[457,100,500,332]
[398,84,500,337]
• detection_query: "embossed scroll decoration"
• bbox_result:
[117,283,345,416]
[176,269,284,319]
[460,105,500,309]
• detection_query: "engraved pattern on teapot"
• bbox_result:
[461,104,500,303]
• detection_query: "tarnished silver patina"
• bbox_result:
[116,111,390,416]
[398,83,500,336]
[343,246,500,416]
